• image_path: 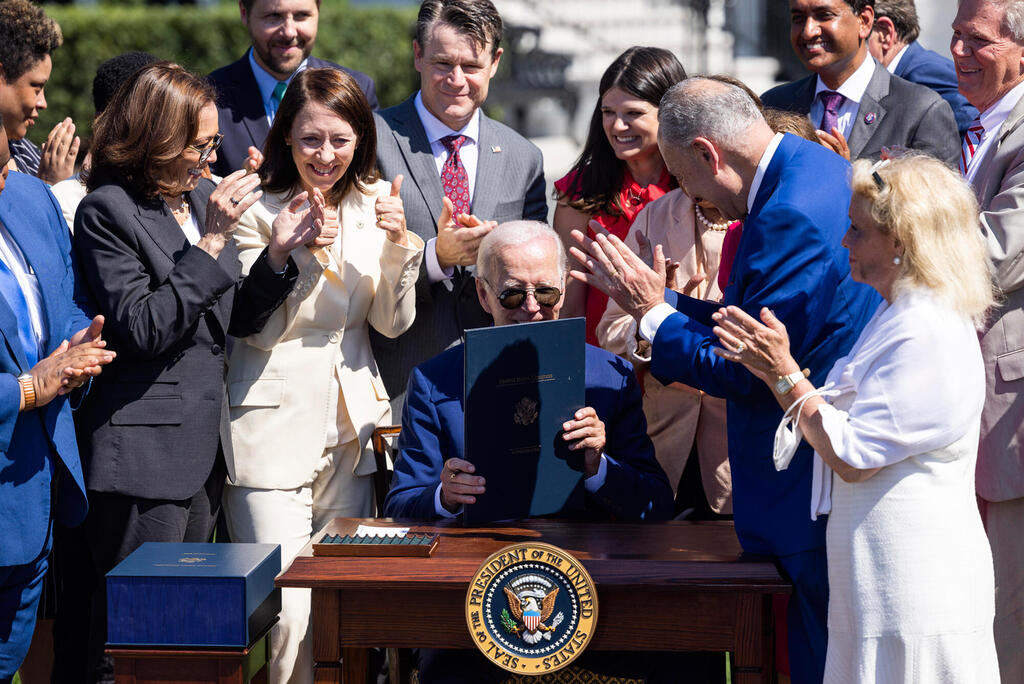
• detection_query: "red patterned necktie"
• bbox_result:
[441,135,471,218]
[959,117,985,176]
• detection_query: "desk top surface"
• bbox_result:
[277,519,788,592]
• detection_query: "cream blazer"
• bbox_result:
[596,188,732,513]
[225,180,424,489]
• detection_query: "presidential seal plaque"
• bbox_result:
[465,542,598,675]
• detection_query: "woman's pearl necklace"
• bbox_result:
[164,196,191,221]
[695,204,730,231]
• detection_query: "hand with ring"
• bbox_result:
[198,169,263,259]
[711,305,801,383]
[440,457,485,513]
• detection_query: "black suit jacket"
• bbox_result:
[206,53,378,177]
[72,179,297,500]
[762,61,960,164]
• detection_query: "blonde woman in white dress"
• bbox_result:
[712,155,999,683]
[223,69,424,684]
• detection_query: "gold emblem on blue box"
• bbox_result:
[465,543,598,675]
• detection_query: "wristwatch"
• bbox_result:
[18,373,35,411]
[775,368,810,396]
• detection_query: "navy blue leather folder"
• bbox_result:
[107,542,281,647]
[463,317,586,524]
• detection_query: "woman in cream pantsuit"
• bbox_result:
[597,188,732,514]
[223,69,424,684]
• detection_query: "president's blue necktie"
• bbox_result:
[0,256,39,366]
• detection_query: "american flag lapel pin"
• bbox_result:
[491,145,502,153]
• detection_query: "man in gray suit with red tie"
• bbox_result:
[207,0,377,177]
[953,1,1024,680]
[371,0,547,410]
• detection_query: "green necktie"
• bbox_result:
[271,81,287,109]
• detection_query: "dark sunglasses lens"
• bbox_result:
[534,287,561,306]
[498,290,526,309]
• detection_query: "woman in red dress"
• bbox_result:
[553,46,685,344]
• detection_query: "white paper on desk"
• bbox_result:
[354,524,410,538]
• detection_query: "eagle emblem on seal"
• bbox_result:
[501,581,563,644]
[513,397,538,426]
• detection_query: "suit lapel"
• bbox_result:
[791,76,817,116]
[846,65,889,160]
[977,96,1024,206]
[389,98,446,230]
[133,196,190,263]
[0,289,28,371]
[230,55,270,152]
[0,194,66,352]
[470,114,501,220]
[894,42,920,79]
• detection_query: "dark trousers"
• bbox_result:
[85,455,225,684]
[0,526,51,683]
[776,548,828,684]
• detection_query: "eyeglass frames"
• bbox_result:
[187,133,224,166]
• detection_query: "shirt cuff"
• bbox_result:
[583,453,609,492]
[434,482,459,518]
[425,238,455,283]
[639,302,677,343]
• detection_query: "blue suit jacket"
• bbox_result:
[0,172,93,566]
[650,134,880,556]
[207,53,378,177]
[894,41,978,137]
[384,343,673,522]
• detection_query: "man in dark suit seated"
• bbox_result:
[371,0,547,414]
[868,0,978,136]
[762,0,959,163]
[384,221,710,683]
[0,120,114,683]
[206,0,378,176]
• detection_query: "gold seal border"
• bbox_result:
[465,541,599,675]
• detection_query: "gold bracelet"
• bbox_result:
[18,373,36,411]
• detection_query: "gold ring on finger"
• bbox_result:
[448,471,457,481]
[736,342,746,354]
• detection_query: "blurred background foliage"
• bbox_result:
[37,1,419,147]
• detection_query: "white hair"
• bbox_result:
[961,0,1024,42]
[658,77,765,149]
[476,221,567,284]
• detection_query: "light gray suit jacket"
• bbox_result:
[971,93,1024,502]
[762,61,960,164]
[369,96,547,409]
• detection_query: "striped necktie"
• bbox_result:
[960,117,985,176]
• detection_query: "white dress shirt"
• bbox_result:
[413,92,482,283]
[964,80,1024,183]
[249,48,309,126]
[0,219,47,358]
[885,45,909,74]
[809,56,877,137]
[638,133,785,342]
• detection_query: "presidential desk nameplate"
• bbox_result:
[465,542,598,675]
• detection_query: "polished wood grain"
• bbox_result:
[107,628,270,684]
[283,519,788,684]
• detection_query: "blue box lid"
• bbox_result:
[108,543,280,579]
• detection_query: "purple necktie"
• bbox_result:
[819,90,846,134]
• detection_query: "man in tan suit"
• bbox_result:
[952,1,1024,680]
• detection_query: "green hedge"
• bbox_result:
[37,1,419,145]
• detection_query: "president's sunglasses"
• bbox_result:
[486,281,563,309]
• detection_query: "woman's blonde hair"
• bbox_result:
[851,155,996,326]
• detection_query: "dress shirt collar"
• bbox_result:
[747,133,784,215]
[885,45,909,74]
[248,48,309,116]
[814,54,876,106]
[979,79,1024,137]
[413,91,480,146]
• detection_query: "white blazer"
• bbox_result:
[225,180,424,488]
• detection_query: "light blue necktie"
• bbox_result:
[0,256,38,367]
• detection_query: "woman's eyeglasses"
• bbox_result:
[187,133,224,166]
[486,281,563,309]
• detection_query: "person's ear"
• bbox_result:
[692,137,722,175]
[476,277,493,315]
[857,6,875,41]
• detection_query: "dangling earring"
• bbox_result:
[893,256,902,265]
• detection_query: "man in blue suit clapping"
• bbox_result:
[571,77,880,684]
[0,122,115,682]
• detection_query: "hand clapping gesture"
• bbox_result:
[37,117,80,185]
[23,315,115,410]
[711,305,800,383]
[569,227,668,321]
[434,196,497,269]
[199,170,264,258]
[268,187,327,270]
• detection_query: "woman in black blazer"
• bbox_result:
[72,61,324,682]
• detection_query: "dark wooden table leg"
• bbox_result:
[312,589,342,684]
[341,648,368,684]
[733,594,772,684]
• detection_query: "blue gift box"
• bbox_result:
[107,542,281,647]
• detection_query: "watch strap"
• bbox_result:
[18,373,35,411]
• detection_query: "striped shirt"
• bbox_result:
[9,138,41,177]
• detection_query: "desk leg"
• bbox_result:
[312,589,341,684]
[341,648,368,684]
[733,594,773,684]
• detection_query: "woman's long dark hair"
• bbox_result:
[556,47,686,217]
[260,68,379,205]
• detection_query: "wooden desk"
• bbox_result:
[277,518,789,683]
